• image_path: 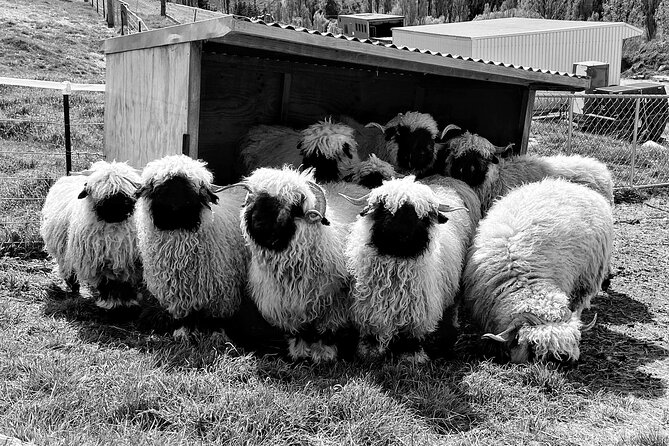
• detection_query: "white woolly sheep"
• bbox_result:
[439,126,614,214]
[462,177,613,364]
[134,154,249,340]
[225,166,368,362]
[341,175,479,362]
[341,111,441,177]
[237,118,362,183]
[40,160,142,308]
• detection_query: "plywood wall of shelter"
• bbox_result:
[198,45,530,184]
[105,42,201,167]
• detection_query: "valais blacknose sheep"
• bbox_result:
[226,166,367,362]
[237,118,361,183]
[134,155,249,340]
[439,125,614,214]
[342,111,441,177]
[462,178,613,364]
[40,160,142,308]
[341,175,479,362]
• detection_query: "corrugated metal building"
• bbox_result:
[392,18,642,86]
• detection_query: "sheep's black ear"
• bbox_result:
[384,127,397,141]
[437,213,449,224]
[77,188,88,199]
[342,142,353,159]
[321,217,331,226]
[202,185,219,205]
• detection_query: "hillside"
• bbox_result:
[0,0,115,83]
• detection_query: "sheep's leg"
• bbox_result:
[65,274,80,293]
[172,310,227,343]
[389,334,430,364]
[287,326,339,362]
[95,278,139,309]
[357,335,386,360]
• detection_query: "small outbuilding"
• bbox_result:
[338,13,405,41]
[103,16,588,184]
[392,18,642,86]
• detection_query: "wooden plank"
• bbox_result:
[104,16,234,54]
[187,41,202,159]
[280,73,292,124]
[518,88,536,154]
[104,43,193,167]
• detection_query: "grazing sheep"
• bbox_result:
[439,126,614,213]
[226,166,367,362]
[40,160,142,308]
[134,154,249,340]
[462,178,613,364]
[341,175,479,362]
[341,111,441,177]
[237,118,361,183]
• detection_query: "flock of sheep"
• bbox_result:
[40,111,614,365]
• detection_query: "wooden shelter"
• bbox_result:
[103,16,589,184]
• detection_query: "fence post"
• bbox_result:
[568,95,574,153]
[161,0,166,15]
[63,82,72,176]
[106,0,114,27]
[630,97,640,187]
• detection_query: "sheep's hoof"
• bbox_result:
[95,299,118,310]
[399,349,430,365]
[65,275,80,293]
[172,327,191,343]
[310,342,338,363]
[288,337,311,360]
[357,338,385,360]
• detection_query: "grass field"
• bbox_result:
[1,1,669,445]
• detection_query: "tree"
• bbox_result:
[642,0,661,39]
[324,0,340,17]
[519,0,570,19]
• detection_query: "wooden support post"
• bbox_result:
[106,0,114,27]
[63,85,72,176]
[160,0,166,15]
[182,134,191,156]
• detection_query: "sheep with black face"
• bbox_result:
[134,155,249,340]
[341,175,479,362]
[439,125,614,214]
[463,178,612,364]
[227,166,367,362]
[237,118,361,183]
[40,160,142,308]
[342,111,441,177]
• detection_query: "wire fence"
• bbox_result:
[0,80,105,257]
[530,91,669,188]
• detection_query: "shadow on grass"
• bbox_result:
[593,289,655,325]
[566,307,668,398]
[42,283,288,368]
